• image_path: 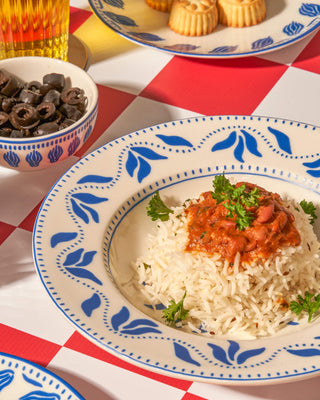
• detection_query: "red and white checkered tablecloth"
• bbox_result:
[1,1,320,399]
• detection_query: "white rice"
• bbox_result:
[132,197,320,338]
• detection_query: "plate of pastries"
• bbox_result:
[88,0,320,57]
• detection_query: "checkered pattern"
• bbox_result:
[1,2,320,399]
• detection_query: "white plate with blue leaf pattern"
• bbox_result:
[0,352,84,400]
[33,115,320,385]
[88,0,320,57]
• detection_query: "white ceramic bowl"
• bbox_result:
[0,57,98,171]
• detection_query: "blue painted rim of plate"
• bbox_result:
[0,352,85,399]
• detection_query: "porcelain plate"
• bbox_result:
[33,115,320,385]
[88,0,320,57]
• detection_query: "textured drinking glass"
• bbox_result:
[0,0,69,61]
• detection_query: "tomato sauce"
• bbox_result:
[184,182,301,264]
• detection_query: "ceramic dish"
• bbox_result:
[88,0,320,58]
[0,352,84,399]
[33,115,320,385]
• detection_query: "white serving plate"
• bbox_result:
[33,115,320,385]
[0,352,84,399]
[88,0,320,57]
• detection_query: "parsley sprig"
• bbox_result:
[162,292,189,326]
[211,174,261,230]
[290,291,320,322]
[299,200,317,225]
[147,191,173,221]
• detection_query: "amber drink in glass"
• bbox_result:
[0,0,69,60]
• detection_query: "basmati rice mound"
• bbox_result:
[132,195,320,339]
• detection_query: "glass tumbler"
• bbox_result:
[0,0,69,61]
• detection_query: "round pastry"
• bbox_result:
[168,0,218,36]
[216,0,266,27]
[145,0,174,12]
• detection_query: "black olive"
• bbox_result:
[9,103,40,130]
[10,129,25,138]
[59,118,76,130]
[36,102,56,120]
[34,122,59,136]
[43,73,65,91]
[19,88,43,105]
[61,87,85,105]
[43,89,61,106]
[0,111,9,126]
[60,103,83,120]
[2,97,16,113]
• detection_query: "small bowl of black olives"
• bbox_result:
[0,56,98,171]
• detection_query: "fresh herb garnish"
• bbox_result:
[300,200,317,225]
[162,291,189,326]
[211,174,261,230]
[290,291,320,322]
[147,191,173,221]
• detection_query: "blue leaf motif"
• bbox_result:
[299,3,320,17]
[102,0,124,8]
[227,340,240,361]
[234,135,245,162]
[123,319,159,329]
[283,21,304,36]
[165,44,200,51]
[48,145,63,163]
[81,293,101,317]
[103,11,137,26]
[126,150,138,177]
[137,156,151,183]
[50,232,77,248]
[207,343,232,365]
[129,32,164,41]
[211,131,237,152]
[156,134,193,147]
[79,203,100,223]
[77,175,113,184]
[3,150,20,167]
[267,127,292,154]
[287,348,320,357]
[22,374,42,387]
[68,136,80,156]
[19,391,60,400]
[26,150,42,167]
[252,36,273,50]
[305,170,320,178]
[111,306,130,330]
[303,158,320,168]
[209,45,238,54]
[83,125,92,143]
[173,342,201,366]
[131,146,167,160]
[63,248,84,266]
[71,193,108,204]
[76,250,97,267]
[65,267,102,285]
[0,369,14,392]
[120,327,162,335]
[241,130,262,157]
[236,347,265,364]
[71,198,89,223]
